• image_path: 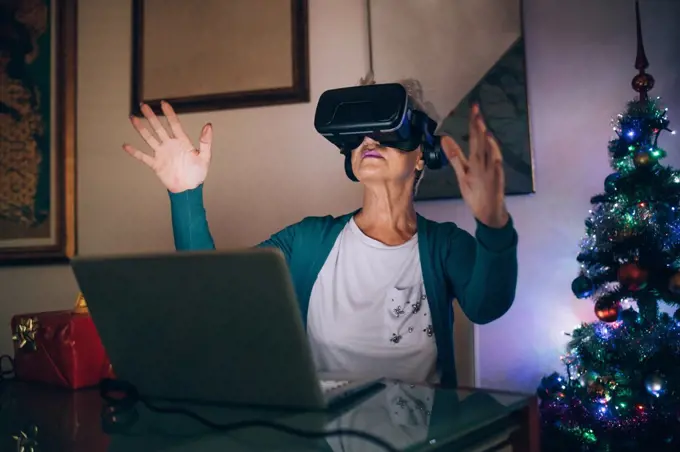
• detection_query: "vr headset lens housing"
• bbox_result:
[314,83,429,153]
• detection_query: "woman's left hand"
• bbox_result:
[441,104,509,228]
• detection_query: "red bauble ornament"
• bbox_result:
[617,262,648,291]
[594,299,621,323]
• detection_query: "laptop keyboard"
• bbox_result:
[319,380,350,393]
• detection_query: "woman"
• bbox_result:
[123,92,517,388]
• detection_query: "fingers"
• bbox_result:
[140,103,171,142]
[160,101,188,140]
[441,135,468,178]
[494,158,505,183]
[490,132,505,193]
[122,143,155,168]
[493,158,505,196]
[486,132,503,166]
[442,136,472,197]
[470,104,491,166]
[198,123,213,162]
[441,135,465,162]
[468,104,481,162]
[130,115,161,151]
[476,113,493,168]
[470,104,504,171]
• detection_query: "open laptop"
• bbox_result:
[70,248,383,410]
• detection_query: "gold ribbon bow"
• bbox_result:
[74,292,88,314]
[12,425,39,452]
[12,317,39,351]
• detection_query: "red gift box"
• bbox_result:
[11,309,114,389]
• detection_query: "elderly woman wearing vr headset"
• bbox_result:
[123,80,516,388]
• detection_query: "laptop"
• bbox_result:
[70,248,383,410]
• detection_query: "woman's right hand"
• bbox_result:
[123,101,212,193]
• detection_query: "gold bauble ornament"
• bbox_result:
[633,151,652,167]
[669,273,680,295]
[632,73,655,94]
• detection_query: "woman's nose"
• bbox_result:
[362,137,380,148]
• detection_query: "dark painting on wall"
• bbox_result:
[0,0,77,264]
[369,0,534,200]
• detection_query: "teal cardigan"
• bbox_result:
[168,185,518,387]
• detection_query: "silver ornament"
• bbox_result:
[644,373,665,395]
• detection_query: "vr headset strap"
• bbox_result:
[344,152,359,182]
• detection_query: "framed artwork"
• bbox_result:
[131,0,310,115]
[0,0,77,265]
[368,0,535,200]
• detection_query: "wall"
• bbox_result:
[458,0,680,391]
[1,0,680,394]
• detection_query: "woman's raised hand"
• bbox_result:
[123,101,212,193]
[441,104,509,228]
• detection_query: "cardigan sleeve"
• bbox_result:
[168,184,297,262]
[444,216,518,324]
[168,184,215,250]
[255,223,297,264]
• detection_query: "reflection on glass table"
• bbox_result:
[0,380,539,451]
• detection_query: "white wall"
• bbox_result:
[1,0,679,394]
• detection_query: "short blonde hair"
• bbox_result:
[359,71,440,122]
[358,71,433,196]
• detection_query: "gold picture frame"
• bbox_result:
[0,0,77,265]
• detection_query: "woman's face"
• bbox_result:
[350,137,424,185]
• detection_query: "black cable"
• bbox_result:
[0,355,14,381]
[99,379,399,452]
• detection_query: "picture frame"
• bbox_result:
[131,0,310,115]
[368,0,535,201]
[0,0,78,265]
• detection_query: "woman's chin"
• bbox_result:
[355,168,386,181]
[356,169,405,185]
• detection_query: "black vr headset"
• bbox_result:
[314,83,447,182]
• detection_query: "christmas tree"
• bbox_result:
[537,3,680,451]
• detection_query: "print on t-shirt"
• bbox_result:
[387,284,435,345]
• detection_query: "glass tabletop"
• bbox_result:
[0,379,533,451]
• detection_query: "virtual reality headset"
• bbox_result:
[314,83,447,180]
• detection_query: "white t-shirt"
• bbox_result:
[307,217,439,384]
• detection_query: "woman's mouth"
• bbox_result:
[362,150,383,159]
